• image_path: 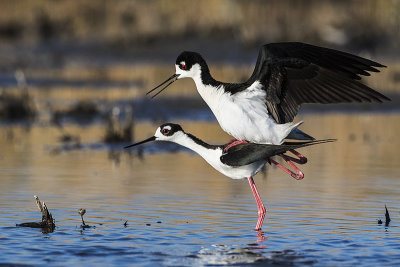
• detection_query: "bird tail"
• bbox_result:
[221,139,336,167]
[265,139,337,159]
[285,121,314,141]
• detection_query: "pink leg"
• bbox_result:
[270,154,305,180]
[224,139,248,151]
[248,177,266,231]
[256,230,267,243]
[282,149,307,164]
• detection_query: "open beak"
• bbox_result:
[146,74,179,98]
[124,136,156,149]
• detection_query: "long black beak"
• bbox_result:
[146,74,179,98]
[124,136,156,149]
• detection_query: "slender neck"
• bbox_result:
[192,63,219,88]
[173,133,219,162]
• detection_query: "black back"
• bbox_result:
[220,139,336,167]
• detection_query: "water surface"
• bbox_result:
[0,114,399,266]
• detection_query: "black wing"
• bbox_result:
[220,139,336,167]
[248,42,390,124]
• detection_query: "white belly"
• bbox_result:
[197,81,294,145]
[217,160,266,179]
[180,136,266,179]
[201,148,266,179]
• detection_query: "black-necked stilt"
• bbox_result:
[147,42,390,145]
[124,123,335,230]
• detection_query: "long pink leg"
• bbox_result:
[248,177,266,231]
[281,149,307,164]
[270,154,305,180]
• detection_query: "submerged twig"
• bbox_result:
[17,195,55,233]
[78,208,86,225]
[377,205,391,226]
[78,208,92,229]
[385,205,391,227]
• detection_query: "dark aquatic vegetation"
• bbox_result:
[0,90,36,121]
[78,208,93,229]
[103,106,134,143]
[385,205,391,227]
[16,196,55,234]
[78,208,86,225]
[377,206,391,227]
[52,100,100,125]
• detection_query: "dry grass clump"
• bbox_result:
[0,0,398,50]
[103,106,134,143]
[52,100,100,124]
[0,90,36,121]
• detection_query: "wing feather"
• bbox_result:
[221,139,336,166]
[249,42,390,123]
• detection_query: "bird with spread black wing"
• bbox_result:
[148,42,390,145]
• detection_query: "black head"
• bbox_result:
[158,123,184,137]
[124,123,184,149]
[175,51,206,71]
[146,51,209,98]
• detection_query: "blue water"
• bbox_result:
[1,193,399,266]
[1,114,399,266]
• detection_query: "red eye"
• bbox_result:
[162,128,169,134]
[180,64,187,70]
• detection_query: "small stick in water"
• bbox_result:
[78,208,86,226]
[377,205,391,226]
[78,209,93,229]
[385,205,391,227]
[17,195,55,233]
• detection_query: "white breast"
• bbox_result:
[194,80,295,145]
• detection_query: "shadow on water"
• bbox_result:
[191,245,315,266]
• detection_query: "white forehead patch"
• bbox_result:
[180,61,186,65]
[162,125,172,131]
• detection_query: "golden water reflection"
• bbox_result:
[0,113,399,221]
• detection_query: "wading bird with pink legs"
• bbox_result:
[125,123,335,230]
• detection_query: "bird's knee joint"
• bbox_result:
[258,207,266,216]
